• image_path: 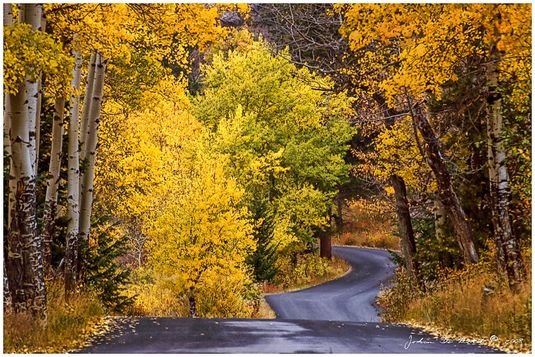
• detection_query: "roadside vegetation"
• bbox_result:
[379,251,531,353]
[3,282,104,353]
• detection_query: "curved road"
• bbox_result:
[80,246,500,353]
[266,246,394,322]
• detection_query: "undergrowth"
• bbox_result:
[3,281,105,353]
[267,253,350,293]
[379,254,532,353]
[333,198,399,250]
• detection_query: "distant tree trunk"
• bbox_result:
[390,175,419,280]
[485,52,525,291]
[78,52,106,281]
[65,51,83,295]
[34,14,46,172]
[433,198,447,244]
[334,193,344,232]
[410,101,479,264]
[189,287,197,318]
[433,198,452,267]
[34,78,43,173]
[319,231,332,259]
[6,3,47,322]
[42,97,65,275]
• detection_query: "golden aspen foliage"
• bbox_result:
[96,76,258,316]
[338,4,531,108]
[373,116,431,191]
[146,153,256,317]
[3,23,73,95]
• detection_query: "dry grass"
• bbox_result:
[253,298,277,319]
[3,281,105,353]
[379,259,532,353]
[333,198,399,250]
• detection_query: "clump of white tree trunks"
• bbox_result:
[4,3,106,323]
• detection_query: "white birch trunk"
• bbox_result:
[65,51,83,294]
[42,97,65,274]
[79,52,106,279]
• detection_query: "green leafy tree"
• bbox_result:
[195,40,354,257]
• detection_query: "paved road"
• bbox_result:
[266,246,395,322]
[80,246,500,353]
[80,317,499,353]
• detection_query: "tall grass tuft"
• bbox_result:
[3,281,105,353]
[379,257,532,353]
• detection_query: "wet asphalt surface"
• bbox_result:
[80,246,501,353]
[266,246,395,322]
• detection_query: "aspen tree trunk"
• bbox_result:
[21,4,44,176]
[390,175,419,280]
[79,52,97,162]
[410,101,479,264]
[486,54,525,291]
[35,79,43,173]
[78,52,106,282]
[433,198,452,267]
[9,81,47,320]
[486,105,506,274]
[4,261,12,310]
[6,83,28,312]
[34,14,47,172]
[4,2,15,312]
[42,97,65,275]
[6,3,47,322]
[65,52,83,295]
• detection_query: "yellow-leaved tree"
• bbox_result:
[96,76,258,317]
